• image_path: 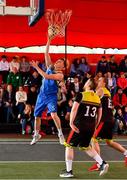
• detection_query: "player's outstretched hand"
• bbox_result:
[30,60,39,69]
[70,123,79,133]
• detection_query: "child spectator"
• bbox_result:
[114,108,127,135]
[20,104,34,135]
[16,86,27,119]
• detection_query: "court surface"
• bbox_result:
[0,138,127,179]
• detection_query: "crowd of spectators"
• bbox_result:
[0,55,127,135]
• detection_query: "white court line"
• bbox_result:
[0,141,127,146]
[0,160,124,163]
[0,179,124,180]
[0,138,126,142]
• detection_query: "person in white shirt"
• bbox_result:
[10,56,20,72]
[16,86,27,118]
[0,55,10,83]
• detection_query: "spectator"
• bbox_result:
[20,104,34,135]
[20,56,30,83]
[41,61,47,72]
[108,55,118,74]
[114,108,126,135]
[27,86,38,107]
[124,106,127,130]
[68,75,83,95]
[79,57,90,76]
[31,60,44,72]
[57,81,67,119]
[117,72,127,93]
[65,98,73,121]
[3,84,15,123]
[16,86,27,118]
[70,58,81,77]
[113,88,127,109]
[0,86,4,123]
[10,56,20,72]
[94,71,103,86]
[96,56,110,75]
[7,67,22,91]
[119,56,127,73]
[0,55,10,83]
[26,71,42,89]
[82,72,92,85]
[107,72,117,97]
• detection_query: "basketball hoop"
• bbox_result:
[45,9,72,38]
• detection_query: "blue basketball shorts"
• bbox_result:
[34,91,57,117]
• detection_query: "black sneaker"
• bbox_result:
[99,161,109,176]
[59,169,74,178]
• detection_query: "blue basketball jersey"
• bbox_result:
[40,67,58,95]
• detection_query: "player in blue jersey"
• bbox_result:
[30,35,65,145]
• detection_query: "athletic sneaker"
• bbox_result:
[58,134,65,145]
[88,163,99,171]
[22,130,25,135]
[99,161,109,176]
[125,156,127,166]
[30,134,42,145]
[59,170,74,178]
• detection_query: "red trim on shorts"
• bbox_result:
[67,130,74,144]
[94,122,104,138]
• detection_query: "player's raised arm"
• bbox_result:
[31,60,63,81]
[45,36,52,68]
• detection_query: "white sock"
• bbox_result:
[34,130,39,136]
[93,154,103,165]
[58,128,63,135]
[66,160,72,172]
[124,150,127,156]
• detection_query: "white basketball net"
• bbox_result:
[45,9,72,38]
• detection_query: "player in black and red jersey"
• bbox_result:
[89,77,127,171]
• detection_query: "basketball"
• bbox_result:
[48,25,60,38]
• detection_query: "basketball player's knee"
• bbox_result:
[51,112,57,120]
[106,139,112,146]
[35,117,41,121]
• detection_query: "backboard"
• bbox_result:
[29,0,45,26]
[0,0,6,6]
